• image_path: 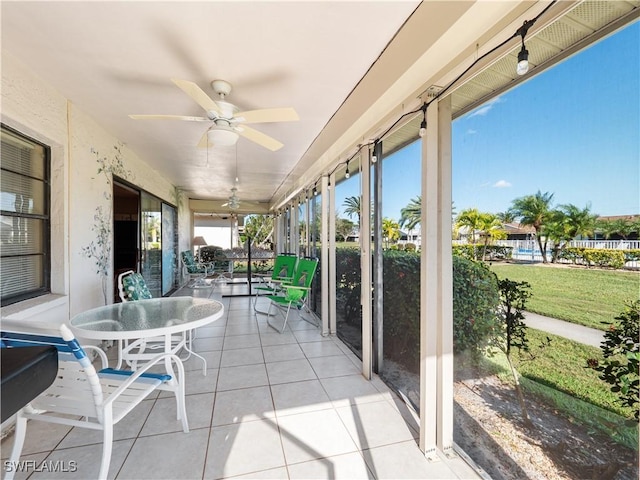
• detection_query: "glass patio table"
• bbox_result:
[70,297,224,374]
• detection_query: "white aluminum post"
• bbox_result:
[321,176,330,335]
[360,147,372,380]
[329,172,337,335]
[305,192,311,256]
[420,101,439,459]
[289,205,295,253]
[438,96,454,454]
[419,97,454,457]
[291,203,300,255]
[276,213,284,254]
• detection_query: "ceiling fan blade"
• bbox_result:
[234,107,299,124]
[129,114,208,121]
[171,78,221,114]
[237,125,283,151]
[197,131,209,148]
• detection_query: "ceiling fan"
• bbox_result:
[221,187,241,210]
[129,79,298,151]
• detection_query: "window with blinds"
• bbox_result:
[1,125,50,306]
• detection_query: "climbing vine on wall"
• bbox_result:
[81,144,134,304]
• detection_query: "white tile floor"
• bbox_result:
[1,283,481,480]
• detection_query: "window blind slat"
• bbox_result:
[1,125,49,305]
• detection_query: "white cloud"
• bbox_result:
[492,180,512,188]
[466,129,477,135]
[467,96,504,118]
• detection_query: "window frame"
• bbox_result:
[1,123,51,306]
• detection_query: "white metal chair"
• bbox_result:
[1,326,188,480]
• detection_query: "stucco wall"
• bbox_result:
[1,52,188,330]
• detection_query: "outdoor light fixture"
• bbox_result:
[313,183,318,196]
[419,103,427,137]
[327,178,331,190]
[345,164,350,179]
[517,44,529,75]
[516,20,533,76]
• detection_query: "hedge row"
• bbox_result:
[452,244,513,261]
[556,247,639,269]
[335,248,500,373]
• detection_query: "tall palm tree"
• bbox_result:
[546,204,597,262]
[510,190,555,263]
[343,196,361,227]
[477,213,507,261]
[399,196,421,230]
[496,210,517,224]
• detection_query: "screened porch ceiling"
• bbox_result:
[2,1,638,215]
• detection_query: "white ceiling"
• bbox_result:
[1,1,420,205]
[4,1,635,213]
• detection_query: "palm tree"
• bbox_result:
[477,213,507,261]
[343,196,361,227]
[496,210,517,224]
[510,190,555,263]
[546,204,597,262]
[455,208,482,244]
[399,196,421,230]
[610,218,637,240]
[382,217,400,248]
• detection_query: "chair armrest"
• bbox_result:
[83,345,109,370]
[283,285,311,291]
[101,352,184,408]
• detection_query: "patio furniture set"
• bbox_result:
[0,252,318,480]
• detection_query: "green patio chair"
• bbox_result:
[180,250,214,287]
[264,257,318,333]
[253,252,298,313]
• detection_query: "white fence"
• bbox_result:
[489,239,640,267]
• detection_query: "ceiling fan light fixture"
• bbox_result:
[208,125,239,146]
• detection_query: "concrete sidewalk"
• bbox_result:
[523,311,605,348]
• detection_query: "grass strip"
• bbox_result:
[490,263,639,330]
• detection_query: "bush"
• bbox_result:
[334,248,501,372]
[452,244,513,261]
[452,256,501,356]
[558,247,628,269]
[587,300,640,419]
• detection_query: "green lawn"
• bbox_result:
[490,263,639,330]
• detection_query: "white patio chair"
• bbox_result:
[1,326,188,480]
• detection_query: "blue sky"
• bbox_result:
[336,21,639,222]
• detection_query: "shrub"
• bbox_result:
[452,244,512,261]
[334,249,500,372]
[452,256,501,356]
[558,247,628,269]
[404,243,417,252]
[587,300,640,419]
[582,249,626,269]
